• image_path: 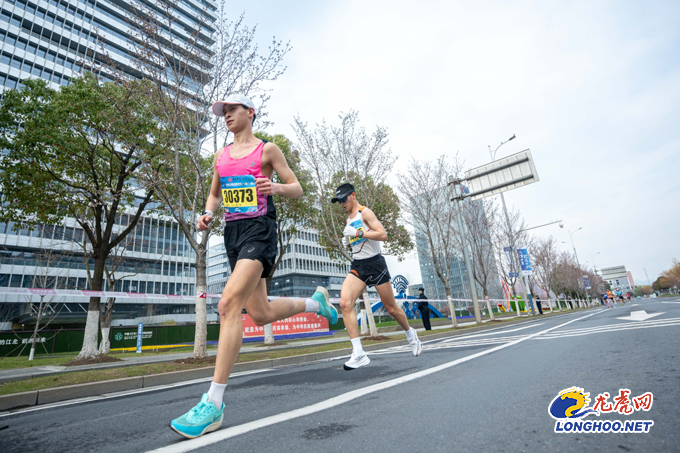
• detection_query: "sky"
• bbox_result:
[223,0,680,286]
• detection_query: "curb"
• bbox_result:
[0,309,595,412]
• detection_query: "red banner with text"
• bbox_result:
[241,313,329,337]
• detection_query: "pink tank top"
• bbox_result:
[215,141,274,222]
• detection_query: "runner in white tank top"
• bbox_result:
[332,183,422,370]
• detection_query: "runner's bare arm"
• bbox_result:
[198,150,225,231]
[358,208,387,242]
[256,142,302,198]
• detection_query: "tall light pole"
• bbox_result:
[568,227,583,268]
[489,134,535,315]
[568,227,587,301]
[590,252,600,275]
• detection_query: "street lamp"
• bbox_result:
[488,134,535,315]
[568,227,583,268]
[489,134,516,161]
[590,252,601,275]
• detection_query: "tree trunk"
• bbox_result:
[485,297,495,321]
[193,246,208,358]
[362,289,378,336]
[76,256,105,360]
[98,297,115,354]
[28,295,45,361]
[264,323,275,344]
[447,295,458,328]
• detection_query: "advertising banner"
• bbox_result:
[241,313,329,337]
[517,248,533,275]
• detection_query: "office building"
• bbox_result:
[1,0,216,92]
[0,0,217,329]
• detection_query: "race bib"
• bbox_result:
[220,175,257,213]
[348,219,366,246]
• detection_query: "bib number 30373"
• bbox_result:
[220,175,258,213]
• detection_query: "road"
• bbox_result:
[1,298,678,452]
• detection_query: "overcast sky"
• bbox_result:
[227,0,680,286]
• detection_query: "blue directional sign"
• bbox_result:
[517,248,532,275]
[583,275,591,290]
[503,246,513,252]
[136,322,143,354]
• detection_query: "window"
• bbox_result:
[10,274,23,287]
[22,276,34,288]
[0,274,9,286]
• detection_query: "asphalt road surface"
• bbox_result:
[2,298,679,452]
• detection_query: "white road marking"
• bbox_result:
[616,310,664,321]
[438,323,543,343]
[371,317,680,354]
[146,310,603,453]
[0,369,272,419]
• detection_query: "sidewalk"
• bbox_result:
[0,316,515,384]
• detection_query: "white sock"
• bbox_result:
[207,381,227,407]
[350,337,364,355]
[304,298,320,312]
[405,327,415,341]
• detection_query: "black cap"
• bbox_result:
[418,288,424,291]
[331,183,355,203]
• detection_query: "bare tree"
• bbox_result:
[25,246,68,360]
[124,1,290,357]
[398,155,466,327]
[294,111,412,336]
[531,235,561,306]
[552,251,582,306]
[461,197,501,300]
[492,208,530,301]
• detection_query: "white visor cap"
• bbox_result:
[212,94,255,117]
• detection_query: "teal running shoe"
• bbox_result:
[171,394,224,439]
[312,286,338,325]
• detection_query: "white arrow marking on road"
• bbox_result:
[616,310,664,321]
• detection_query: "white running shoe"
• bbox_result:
[409,329,423,357]
[343,351,370,370]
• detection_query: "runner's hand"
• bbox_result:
[197,214,213,231]
[342,236,349,246]
[256,177,278,195]
[343,225,358,238]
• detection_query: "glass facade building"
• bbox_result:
[0,0,216,92]
[413,199,503,301]
[0,0,217,329]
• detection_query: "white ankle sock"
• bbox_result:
[350,337,364,354]
[405,327,415,341]
[207,381,227,407]
[304,298,320,312]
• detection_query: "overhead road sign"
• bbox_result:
[464,149,539,201]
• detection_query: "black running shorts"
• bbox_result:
[223,216,277,278]
[349,254,391,287]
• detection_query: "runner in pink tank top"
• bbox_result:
[170,94,338,439]
[215,140,273,221]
